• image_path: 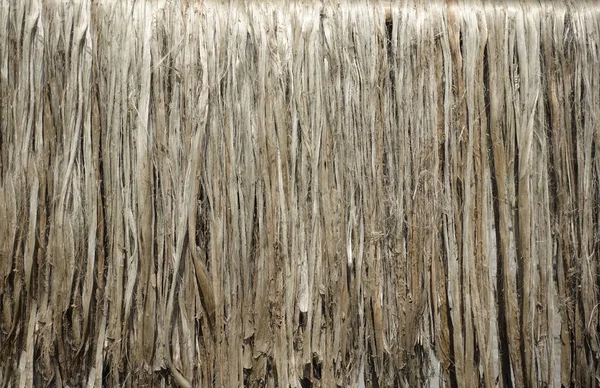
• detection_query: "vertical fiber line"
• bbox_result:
[458,3,481,386]
[532,2,558,386]
[487,3,524,386]
[571,3,600,385]
[512,3,542,386]
[133,0,155,373]
[93,1,123,383]
[15,0,44,386]
[540,3,568,385]
[202,4,227,385]
[445,1,470,385]
[75,0,95,382]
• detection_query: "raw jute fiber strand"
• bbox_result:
[0,0,599,386]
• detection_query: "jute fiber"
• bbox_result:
[1,0,599,386]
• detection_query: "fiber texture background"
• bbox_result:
[0,0,599,386]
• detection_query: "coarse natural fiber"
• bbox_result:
[1,0,599,386]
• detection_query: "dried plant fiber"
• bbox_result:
[1,0,599,386]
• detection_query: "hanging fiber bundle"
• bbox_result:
[0,0,599,386]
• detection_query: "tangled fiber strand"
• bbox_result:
[0,0,599,386]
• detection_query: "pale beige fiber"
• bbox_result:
[0,0,599,387]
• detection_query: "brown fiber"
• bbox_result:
[0,0,599,386]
